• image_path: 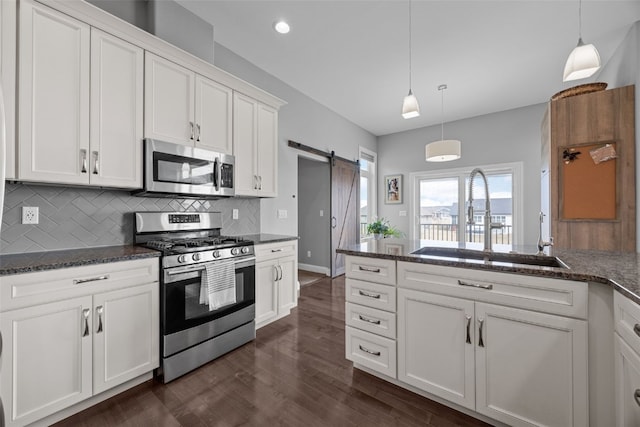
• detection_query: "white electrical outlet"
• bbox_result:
[278,209,288,219]
[232,209,239,220]
[319,210,324,217]
[22,207,39,225]
[399,210,407,217]
[307,250,311,258]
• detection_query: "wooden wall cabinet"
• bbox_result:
[543,85,636,251]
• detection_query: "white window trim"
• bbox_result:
[409,161,524,246]
[359,146,377,221]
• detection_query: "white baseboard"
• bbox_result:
[298,263,330,276]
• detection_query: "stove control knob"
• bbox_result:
[192,253,201,262]
[241,246,250,254]
[213,250,221,258]
[231,248,240,256]
[177,255,187,264]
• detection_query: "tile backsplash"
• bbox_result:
[0,183,260,254]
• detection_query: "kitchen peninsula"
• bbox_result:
[338,238,640,426]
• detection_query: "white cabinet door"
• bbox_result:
[92,283,159,395]
[397,288,475,410]
[615,334,640,427]
[18,0,90,185]
[278,255,297,313]
[256,103,278,197]
[233,92,258,196]
[1,0,16,179]
[90,28,143,188]
[255,259,278,327]
[195,75,233,154]
[144,53,195,145]
[475,302,588,427]
[0,296,93,427]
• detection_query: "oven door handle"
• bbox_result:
[166,257,256,276]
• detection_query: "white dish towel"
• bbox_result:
[199,261,236,311]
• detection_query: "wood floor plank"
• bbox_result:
[53,276,491,427]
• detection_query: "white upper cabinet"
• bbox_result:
[145,52,233,154]
[233,93,278,197]
[19,0,90,185]
[144,53,195,145]
[18,1,143,188]
[195,75,233,154]
[1,0,16,179]
[90,28,143,188]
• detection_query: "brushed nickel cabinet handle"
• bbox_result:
[92,151,99,175]
[189,121,195,140]
[634,324,640,338]
[196,123,201,142]
[358,266,381,273]
[358,315,381,325]
[465,315,472,344]
[634,389,640,407]
[80,149,87,173]
[358,290,381,299]
[458,279,493,290]
[82,308,90,337]
[96,306,104,333]
[478,318,485,348]
[254,175,258,190]
[358,345,381,357]
[273,265,279,282]
[271,248,283,253]
[74,275,110,285]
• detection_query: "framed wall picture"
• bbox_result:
[384,174,402,204]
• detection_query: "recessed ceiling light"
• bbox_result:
[274,20,290,34]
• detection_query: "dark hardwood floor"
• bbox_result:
[54,276,491,427]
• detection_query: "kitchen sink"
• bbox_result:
[410,247,568,269]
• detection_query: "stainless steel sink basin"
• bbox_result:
[410,247,568,269]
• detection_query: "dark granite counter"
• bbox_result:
[244,234,299,245]
[0,245,161,276]
[337,238,640,305]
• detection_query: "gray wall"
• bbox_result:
[0,183,259,254]
[377,103,546,246]
[297,157,330,272]
[213,43,377,237]
[596,21,640,251]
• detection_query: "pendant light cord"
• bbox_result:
[578,0,582,40]
[408,0,412,89]
[439,84,446,140]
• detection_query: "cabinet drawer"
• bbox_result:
[346,278,396,312]
[346,326,396,378]
[255,240,297,262]
[0,258,159,312]
[346,302,396,339]
[614,292,640,355]
[345,256,396,285]
[398,262,588,319]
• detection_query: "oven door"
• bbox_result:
[162,257,255,337]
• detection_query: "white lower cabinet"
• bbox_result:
[0,258,159,427]
[614,291,640,426]
[255,241,298,329]
[1,296,93,427]
[391,261,589,427]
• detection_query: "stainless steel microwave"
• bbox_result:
[133,139,235,198]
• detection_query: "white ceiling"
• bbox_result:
[178,1,640,136]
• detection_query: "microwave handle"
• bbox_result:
[214,158,221,191]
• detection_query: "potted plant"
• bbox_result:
[366,217,404,239]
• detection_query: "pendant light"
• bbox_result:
[426,84,461,162]
[401,0,419,119]
[563,0,601,82]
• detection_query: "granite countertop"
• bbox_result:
[245,234,299,245]
[337,238,640,305]
[0,245,161,276]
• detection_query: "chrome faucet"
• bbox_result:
[467,168,502,252]
[537,212,553,255]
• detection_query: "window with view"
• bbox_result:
[359,148,376,240]
[411,163,522,248]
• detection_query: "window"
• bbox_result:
[410,162,523,248]
[359,147,377,240]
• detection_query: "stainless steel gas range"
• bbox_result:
[135,211,255,383]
